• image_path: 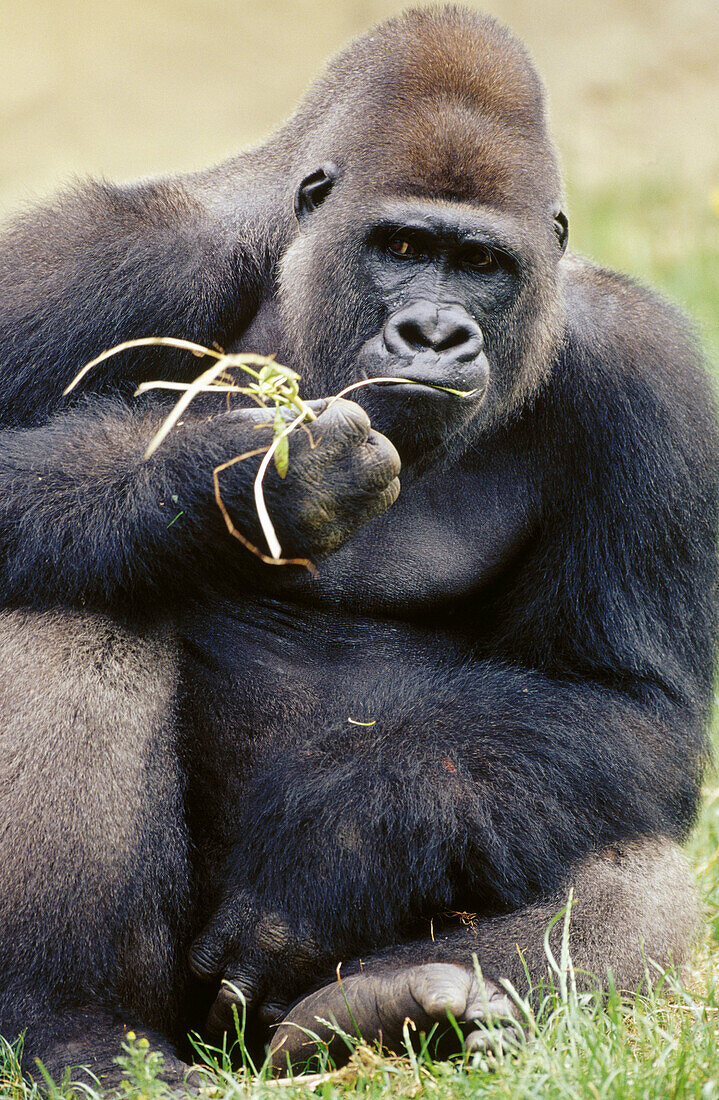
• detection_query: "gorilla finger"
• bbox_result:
[334,479,400,535]
[463,1019,524,1055]
[463,1028,493,1054]
[272,399,330,427]
[355,476,401,518]
[184,1066,213,1095]
[268,978,366,1073]
[257,999,291,1025]
[463,977,517,1027]
[301,399,329,416]
[271,968,441,1069]
[225,399,328,427]
[315,399,372,448]
[353,433,402,490]
[205,971,262,1035]
[188,895,257,979]
[188,935,226,981]
[408,963,473,1022]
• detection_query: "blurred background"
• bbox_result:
[1,0,718,365]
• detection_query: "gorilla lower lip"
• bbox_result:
[410,381,480,397]
[338,375,482,401]
[377,379,482,398]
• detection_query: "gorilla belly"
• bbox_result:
[179,595,471,884]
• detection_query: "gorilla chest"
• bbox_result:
[183,459,532,740]
[297,453,534,611]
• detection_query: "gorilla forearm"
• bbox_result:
[0,179,260,422]
[245,672,700,917]
[0,399,401,607]
[0,402,259,605]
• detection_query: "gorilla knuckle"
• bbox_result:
[319,399,372,445]
[295,492,337,532]
[355,434,402,489]
[411,964,469,1019]
[224,407,276,428]
[188,937,224,980]
[220,969,260,1009]
[376,476,401,512]
[254,914,293,954]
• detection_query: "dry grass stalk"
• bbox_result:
[63,338,477,572]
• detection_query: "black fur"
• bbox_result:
[0,4,716,1084]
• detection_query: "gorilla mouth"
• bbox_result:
[364,350,491,403]
[374,378,482,400]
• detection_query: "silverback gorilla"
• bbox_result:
[0,4,717,1090]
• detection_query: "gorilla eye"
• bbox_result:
[387,234,418,258]
[464,245,497,270]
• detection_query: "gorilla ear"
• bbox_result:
[294,163,339,219]
[553,206,569,254]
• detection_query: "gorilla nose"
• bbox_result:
[384,301,483,362]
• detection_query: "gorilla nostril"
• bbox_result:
[397,319,433,352]
[435,324,473,353]
[384,303,484,360]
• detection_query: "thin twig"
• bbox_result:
[212,450,317,576]
[62,336,228,395]
[253,406,314,559]
[62,339,478,573]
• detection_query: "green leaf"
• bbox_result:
[274,434,289,478]
[273,404,289,478]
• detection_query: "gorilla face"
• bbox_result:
[278,177,564,461]
[270,6,570,463]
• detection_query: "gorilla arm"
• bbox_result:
[0,177,265,422]
[0,398,400,607]
[0,177,402,606]
[189,662,704,1034]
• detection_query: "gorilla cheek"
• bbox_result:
[278,234,374,392]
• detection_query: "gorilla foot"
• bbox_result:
[25,1017,200,1097]
[269,962,518,1074]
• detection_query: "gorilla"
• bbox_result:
[0,3,716,1089]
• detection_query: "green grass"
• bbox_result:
[1,181,718,1099]
[568,175,719,375]
[2,925,719,1099]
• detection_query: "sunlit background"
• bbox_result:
[2,0,717,364]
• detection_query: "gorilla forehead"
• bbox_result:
[285,5,560,210]
[357,101,559,212]
[296,6,547,125]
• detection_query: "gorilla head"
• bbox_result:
[273,7,568,458]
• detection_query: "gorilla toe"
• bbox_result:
[269,962,518,1073]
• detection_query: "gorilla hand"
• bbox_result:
[188,888,328,1035]
[269,963,520,1073]
[221,398,401,561]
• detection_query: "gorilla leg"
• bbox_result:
[0,608,192,1086]
[190,661,701,1027]
[270,838,698,1071]
[19,1011,193,1092]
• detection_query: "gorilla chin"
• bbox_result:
[356,344,492,462]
